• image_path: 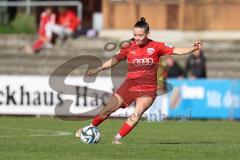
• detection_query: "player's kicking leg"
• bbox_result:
[112,96,154,144]
[75,93,123,137]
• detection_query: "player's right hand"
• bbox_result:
[86,68,100,76]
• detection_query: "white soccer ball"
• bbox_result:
[80,126,101,144]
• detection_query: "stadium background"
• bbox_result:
[0,0,240,160]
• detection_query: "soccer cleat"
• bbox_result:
[112,137,122,145]
[75,128,83,138]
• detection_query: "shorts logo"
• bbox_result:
[147,48,155,55]
[131,51,136,55]
[132,58,154,66]
[164,43,173,48]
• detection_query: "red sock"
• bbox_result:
[118,122,134,137]
[91,115,107,127]
[32,39,44,52]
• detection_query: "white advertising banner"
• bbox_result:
[0,75,138,117]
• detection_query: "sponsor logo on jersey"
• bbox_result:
[131,51,136,55]
[132,58,154,66]
[147,48,155,55]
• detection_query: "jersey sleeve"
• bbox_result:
[38,13,46,36]
[114,48,128,60]
[157,42,174,56]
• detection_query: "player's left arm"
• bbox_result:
[173,41,203,55]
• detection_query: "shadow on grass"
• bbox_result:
[129,141,218,145]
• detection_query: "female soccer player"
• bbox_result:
[76,17,203,144]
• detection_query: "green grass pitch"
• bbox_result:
[0,116,239,160]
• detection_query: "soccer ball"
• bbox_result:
[80,126,101,144]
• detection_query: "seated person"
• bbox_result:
[45,7,80,42]
[24,7,56,54]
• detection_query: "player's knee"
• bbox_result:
[113,94,123,105]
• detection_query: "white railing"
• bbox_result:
[0,1,83,20]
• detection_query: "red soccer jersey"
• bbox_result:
[114,39,174,91]
[39,11,56,37]
[58,10,80,32]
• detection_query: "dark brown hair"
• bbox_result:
[134,17,149,33]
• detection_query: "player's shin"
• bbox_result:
[115,122,135,140]
[90,114,109,127]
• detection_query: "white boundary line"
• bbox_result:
[0,127,72,138]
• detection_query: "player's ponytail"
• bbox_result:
[134,17,150,33]
[140,17,146,22]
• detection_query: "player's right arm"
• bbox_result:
[86,57,120,76]
[87,41,129,76]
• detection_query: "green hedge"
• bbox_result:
[0,12,36,34]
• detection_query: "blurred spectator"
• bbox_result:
[185,50,207,78]
[45,7,80,43]
[165,56,184,79]
[24,7,56,54]
[156,57,183,94]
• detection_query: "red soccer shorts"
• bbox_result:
[114,80,157,108]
